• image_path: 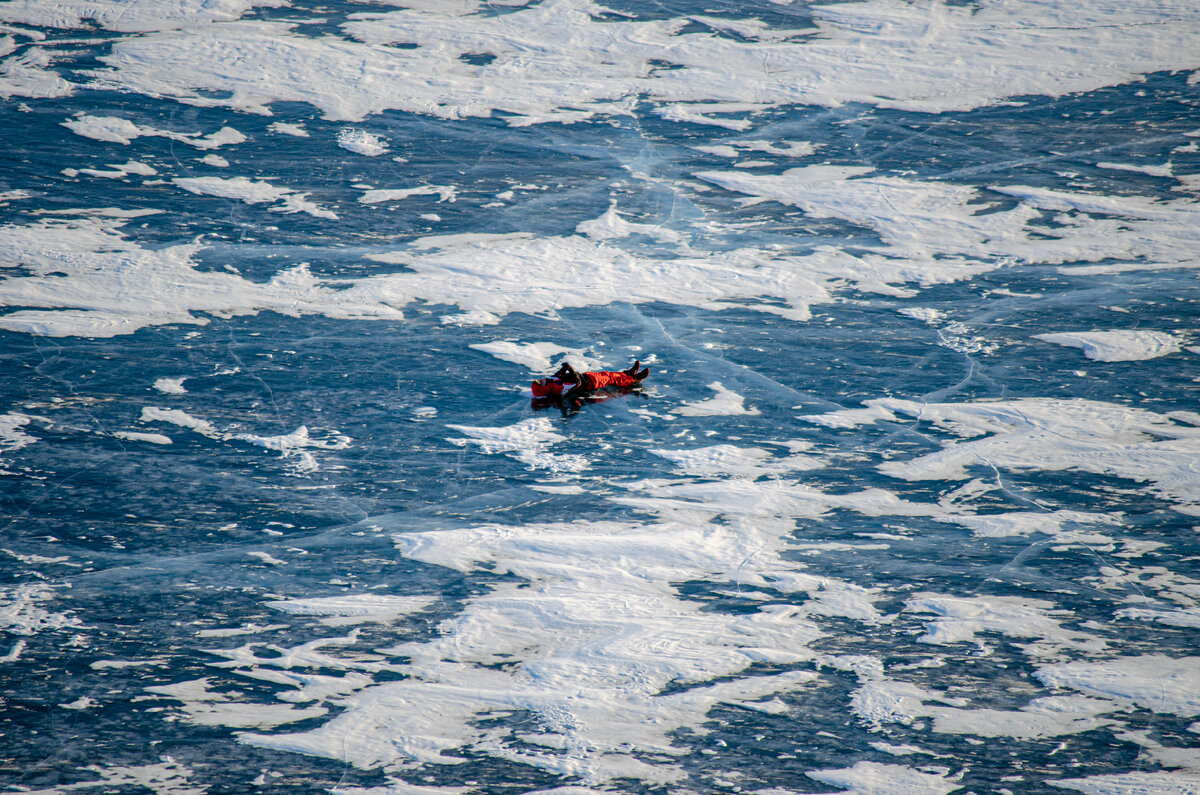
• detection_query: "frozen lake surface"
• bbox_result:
[2,1,1200,793]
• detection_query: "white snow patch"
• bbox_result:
[147,677,328,728]
[329,785,473,795]
[905,594,1099,654]
[801,397,1200,514]
[113,430,173,445]
[154,377,187,394]
[869,742,935,757]
[699,167,1200,276]
[77,0,1200,129]
[174,176,337,220]
[139,406,348,472]
[0,412,35,452]
[62,114,246,149]
[1116,606,1200,629]
[840,656,1115,738]
[197,623,287,638]
[1052,771,1200,794]
[675,381,760,416]
[806,761,961,794]
[337,128,389,156]
[1097,161,1174,178]
[14,758,209,795]
[0,584,81,635]
[924,695,1117,740]
[447,418,587,474]
[469,340,601,374]
[0,45,73,100]
[0,216,404,337]
[358,185,457,204]
[948,510,1112,538]
[61,696,95,710]
[0,189,32,206]
[4,548,70,566]
[233,425,351,454]
[140,407,219,437]
[0,0,288,32]
[266,594,437,626]
[76,160,158,179]
[245,516,825,783]
[898,307,945,324]
[1034,330,1181,361]
[366,232,832,324]
[651,444,821,478]
[269,121,309,137]
[16,175,1188,341]
[1037,655,1200,717]
[575,206,682,244]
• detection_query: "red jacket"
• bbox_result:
[531,370,637,397]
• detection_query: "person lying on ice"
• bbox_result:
[531,360,649,399]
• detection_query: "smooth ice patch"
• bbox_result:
[1034,330,1182,362]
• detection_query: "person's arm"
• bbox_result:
[563,372,591,399]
